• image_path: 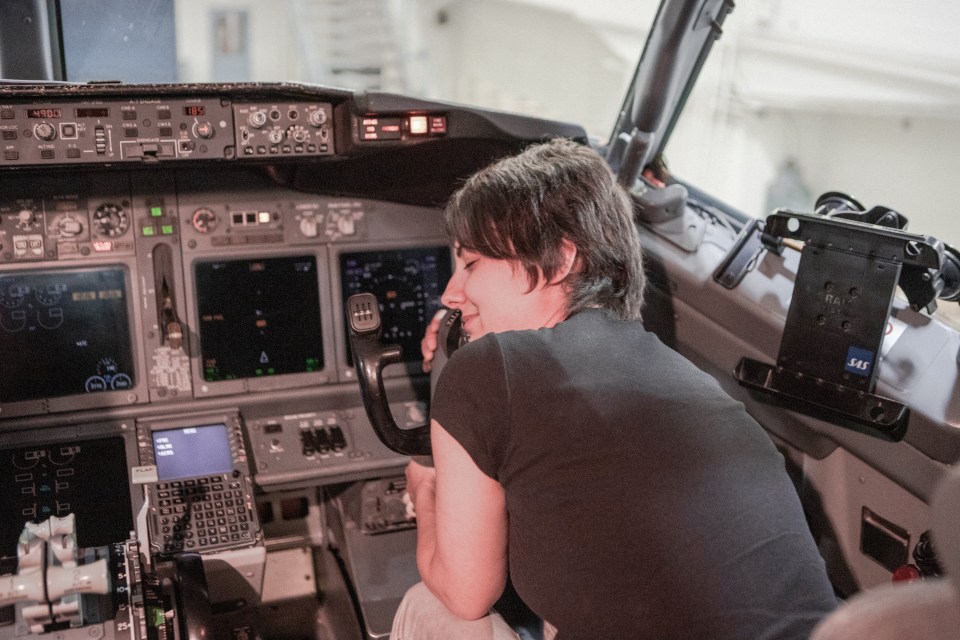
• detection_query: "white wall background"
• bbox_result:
[172,0,960,248]
[666,0,960,245]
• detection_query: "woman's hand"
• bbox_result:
[420,309,446,373]
[405,458,437,517]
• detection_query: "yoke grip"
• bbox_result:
[346,293,432,457]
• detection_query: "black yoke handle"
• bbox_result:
[346,292,433,457]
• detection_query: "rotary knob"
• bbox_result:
[194,121,215,139]
[307,109,328,127]
[33,122,57,141]
[248,110,268,129]
[16,208,39,230]
[287,125,309,144]
[299,215,319,238]
[58,215,84,237]
[191,207,218,233]
[93,203,129,237]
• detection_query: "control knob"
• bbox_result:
[33,122,57,141]
[337,215,356,236]
[93,203,129,237]
[288,125,309,144]
[307,109,328,127]
[194,121,215,139]
[57,215,84,237]
[299,214,319,238]
[191,207,218,233]
[15,208,39,230]
[248,110,268,129]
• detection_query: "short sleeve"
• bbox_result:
[431,336,510,480]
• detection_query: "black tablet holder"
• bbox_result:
[734,210,946,441]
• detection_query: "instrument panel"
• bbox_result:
[0,96,334,165]
[0,82,586,640]
[0,166,447,417]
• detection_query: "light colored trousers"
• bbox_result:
[391,582,558,640]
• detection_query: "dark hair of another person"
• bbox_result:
[444,137,645,320]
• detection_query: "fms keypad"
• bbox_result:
[137,415,260,560]
[152,471,255,557]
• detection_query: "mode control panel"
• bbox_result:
[233,102,334,158]
[0,97,234,166]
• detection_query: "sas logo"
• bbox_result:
[844,346,875,377]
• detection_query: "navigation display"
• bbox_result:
[0,267,135,403]
[152,423,234,481]
[195,255,323,381]
[340,246,451,363]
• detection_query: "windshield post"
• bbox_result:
[0,0,64,81]
[610,0,733,188]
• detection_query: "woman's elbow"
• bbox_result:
[440,589,500,621]
[425,574,505,621]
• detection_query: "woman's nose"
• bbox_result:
[441,270,464,308]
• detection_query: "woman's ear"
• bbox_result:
[549,239,579,285]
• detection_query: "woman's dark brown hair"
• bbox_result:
[444,137,645,320]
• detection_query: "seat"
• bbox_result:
[810,464,960,639]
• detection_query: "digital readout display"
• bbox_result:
[27,108,62,119]
[184,105,206,117]
[76,107,109,118]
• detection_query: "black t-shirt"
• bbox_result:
[433,309,837,639]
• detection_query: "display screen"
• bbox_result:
[0,437,132,557]
[195,255,323,381]
[184,105,205,117]
[27,107,62,119]
[76,107,109,118]
[152,423,234,481]
[340,246,452,363]
[0,268,135,403]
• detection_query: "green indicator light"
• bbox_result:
[150,206,163,217]
[149,606,166,627]
[255,369,263,376]
[142,226,155,236]
[161,224,174,235]
[267,367,276,375]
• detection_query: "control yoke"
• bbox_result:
[346,292,429,456]
[346,293,462,460]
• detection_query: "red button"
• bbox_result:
[892,564,921,583]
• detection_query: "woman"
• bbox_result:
[393,138,836,639]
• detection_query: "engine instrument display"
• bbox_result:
[0,437,132,557]
[0,268,135,403]
[195,255,324,381]
[339,246,451,363]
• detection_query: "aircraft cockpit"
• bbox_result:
[1,1,959,639]
[0,76,573,637]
